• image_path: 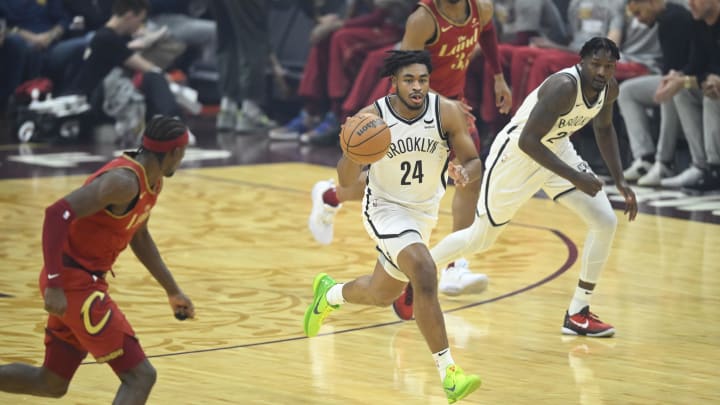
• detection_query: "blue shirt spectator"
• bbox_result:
[0,0,70,34]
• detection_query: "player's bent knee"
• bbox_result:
[409,266,438,297]
[133,361,157,387]
[120,360,157,391]
[592,209,618,232]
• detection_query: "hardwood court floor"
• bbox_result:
[1,163,718,404]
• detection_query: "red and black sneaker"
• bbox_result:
[392,284,414,320]
[562,306,615,337]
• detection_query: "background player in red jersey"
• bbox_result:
[309,0,511,319]
[0,116,195,404]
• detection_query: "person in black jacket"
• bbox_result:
[619,0,695,186]
[653,0,720,190]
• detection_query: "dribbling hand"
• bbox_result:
[44,287,67,317]
[168,291,195,321]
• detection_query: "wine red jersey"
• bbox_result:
[64,153,162,272]
[419,0,483,100]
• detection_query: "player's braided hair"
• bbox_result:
[144,115,187,142]
[579,37,620,60]
[139,115,187,159]
[380,50,433,78]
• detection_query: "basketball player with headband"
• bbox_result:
[0,116,195,404]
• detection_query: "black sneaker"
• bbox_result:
[685,167,720,191]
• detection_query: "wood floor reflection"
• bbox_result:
[1,163,718,404]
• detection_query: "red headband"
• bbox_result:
[142,130,189,152]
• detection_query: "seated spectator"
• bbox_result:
[0,13,29,110]
[619,0,694,186]
[0,0,88,91]
[269,0,410,143]
[477,0,569,132]
[510,0,660,113]
[69,0,181,137]
[654,0,720,191]
[147,0,216,67]
[494,0,569,45]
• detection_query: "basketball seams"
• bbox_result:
[345,114,372,149]
[341,113,391,164]
[348,124,387,147]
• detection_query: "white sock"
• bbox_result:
[433,348,455,380]
[569,285,592,315]
[220,97,237,111]
[326,283,345,306]
[242,99,262,117]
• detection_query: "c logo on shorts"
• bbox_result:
[80,291,112,335]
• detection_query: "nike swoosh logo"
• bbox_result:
[388,123,398,129]
[424,118,434,124]
[445,384,456,392]
[570,318,589,329]
[48,273,60,279]
[312,301,323,315]
[441,25,453,33]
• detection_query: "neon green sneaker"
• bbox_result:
[443,365,481,404]
[303,273,340,337]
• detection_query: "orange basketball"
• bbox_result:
[339,113,391,164]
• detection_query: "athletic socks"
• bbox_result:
[433,348,455,380]
[569,285,593,315]
[326,283,345,306]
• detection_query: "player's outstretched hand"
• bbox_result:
[616,181,638,222]
[169,291,195,321]
[448,161,470,187]
[44,287,67,317]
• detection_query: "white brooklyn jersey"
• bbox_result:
[367,93,450,210]
[500,65,607,149]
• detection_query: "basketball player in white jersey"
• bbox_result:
[303,50,483,403]
[426,37,638,337]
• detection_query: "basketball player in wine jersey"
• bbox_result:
[428,37,638,337]
[304,50,483,403]
[0,116,196,403]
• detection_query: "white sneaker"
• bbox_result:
[623,159,653,182]
[308,179,341,245]
[660,166,704,188]
[637,162,673,187]
[439,258,489,296]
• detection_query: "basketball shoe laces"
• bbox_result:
[319,205,337,225]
